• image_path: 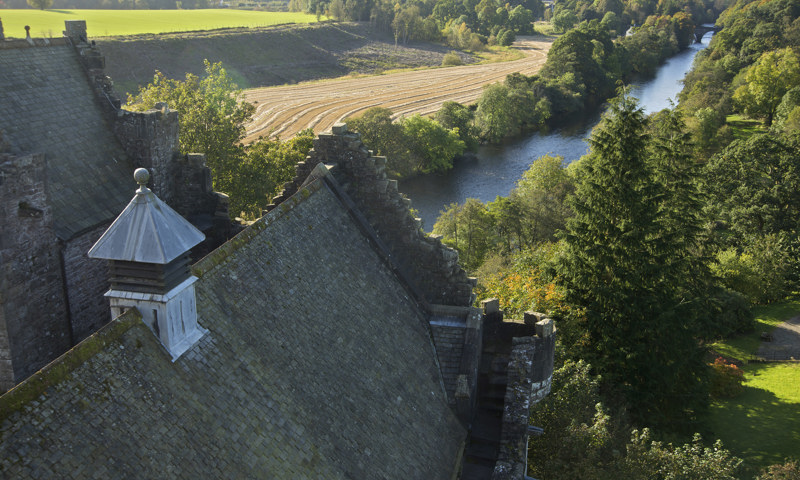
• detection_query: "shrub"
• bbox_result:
[441,51,463,67]
[758,460,800,480]
[468,34,486,51]
[712,236,792,304]
[497,28,515,46]
[708,357,744,399]
[705,287,755,340]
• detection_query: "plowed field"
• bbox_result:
[242,37,553,143]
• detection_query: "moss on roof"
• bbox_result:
[0,309,142,423]
[0,175,466,479]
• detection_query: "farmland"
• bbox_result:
[0,9,317,38]
[242,36,552,142]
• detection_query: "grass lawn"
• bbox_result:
[726,114,767,142]
[0,9,319,38]
[709,299,800,478]
[534,20,556,35]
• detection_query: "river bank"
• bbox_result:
[400,35,711,230]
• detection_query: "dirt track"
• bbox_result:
[242,37,553,143]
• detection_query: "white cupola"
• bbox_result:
[89,168,207,360]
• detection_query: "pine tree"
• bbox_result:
[558,90,708,430]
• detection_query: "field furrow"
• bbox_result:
[242,37,552,143]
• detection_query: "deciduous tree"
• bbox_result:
[128,61,255,202]
[733,48,800,126]
[346,107,413,177]
[435,101,479,151]
[26,0,53,9]
[433,198,493,270]
[476,83,514,142]
[400,114,465,174]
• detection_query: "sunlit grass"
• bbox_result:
[710,363,800,477]
[726,114,766,142]
[534,20,556,36]
[708,299,800,478]
[472,44,526,64]
[710,299,800,361]
[0,9,318,38]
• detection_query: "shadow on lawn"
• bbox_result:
[713,370,800,476]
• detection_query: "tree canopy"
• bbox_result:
[128,61,254,193]
[733,48,800,126]
[128,61,309,218]
[26,0,53,9]
[557,90,709,429]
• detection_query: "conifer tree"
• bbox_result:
[558,90,708,430]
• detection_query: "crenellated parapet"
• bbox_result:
[64,21,121,117]
[269,123,475,306]
[113,106,233,252]
[492,313,555,480]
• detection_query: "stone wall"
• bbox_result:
[113,107,181,203]
[170,153,235,252]
[0,24,234,391]
[269,124,475,306]
[492,315,556,480]
[428,303,483,422]
[65,20,121,119]
[62,225,111,342]
[431,322,467,401]
[113,108,234,252]
[0,153,72,392]
[0,175,466,478]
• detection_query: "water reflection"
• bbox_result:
[400,32,712,230]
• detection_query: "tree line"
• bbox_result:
[347,10,704,178]
[430,0,800,476]
[121,0,800,472]
[439,84,800,478]
[15,0,210,10]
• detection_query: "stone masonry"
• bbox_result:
[61,225,112,342]
[492,314,555,480]
[0,153,72,391]
[0,173,466,479]
[270,123,475,307]
[0,22,237,391]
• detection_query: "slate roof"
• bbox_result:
[0,174,466,479]
[0,42,132,240]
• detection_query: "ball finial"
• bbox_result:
[134,168,150,186]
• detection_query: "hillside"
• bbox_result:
[101,22,477,97]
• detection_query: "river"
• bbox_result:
[399,33,712,231]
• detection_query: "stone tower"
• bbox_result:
[88,168,207,360]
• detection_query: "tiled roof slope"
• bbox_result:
[0,176,466,479]
[0,43,132,240]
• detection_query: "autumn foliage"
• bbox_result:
[708,357,744,399]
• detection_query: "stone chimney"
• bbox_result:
[64,20,87,45]
[88,168,207,360]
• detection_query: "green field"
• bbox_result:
[0,9,318,38]
[709,300,800,478]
